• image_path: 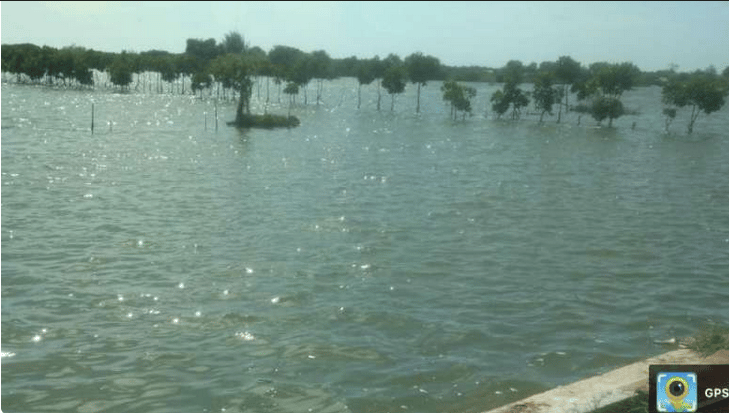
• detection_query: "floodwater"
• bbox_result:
[2,77,728,413]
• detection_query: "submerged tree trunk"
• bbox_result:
[235,91,245,125]
[688,105,698,134]
[234,78,252,125]
[557,103,562,123]
[377,80,382,111]
[316,79,323,105]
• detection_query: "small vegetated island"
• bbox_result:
[2,31,728,133]
[213,36,300,129]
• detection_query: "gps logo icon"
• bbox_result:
[657,372,697,412]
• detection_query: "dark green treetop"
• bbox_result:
[222,31,246,55]
[441,80,476,120]
[382,64,407,111]
[405,52,442,113]
[109,51,133,89]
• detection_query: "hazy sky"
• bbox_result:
[2,1,727,72]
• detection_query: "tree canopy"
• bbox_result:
[405,52,441,113]
[532,72,560,123]
[662,74,727,133]
[382,64,407,111]
[3,32,727,133]
[441,80,476,120]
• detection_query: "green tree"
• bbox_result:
[524,62,538,83]
[382,65,407,111]
[176,54,200,94]
[25,45,48,83]
[109,52,133,90]
[662,75,728,133]
[2,44,38,82]
[310,50,333,105]
[532,72,559,123]
[591,96,624,126]
[379,54,402,111]
[209,49,254,123]
[283,81,299,116]
[593,62,640,98]
[269,45,305,82]
[490,78,529,120]
[405,52,441,113]
[159,55,178,94]
[371,56,386,110]
[185,38,220,64]
[490,90,510,119]
[356,58,377,109]
[291,54,314,104]
[269,47,304,103]
[505,81,529,120]
[554,56,581,121]
[581,62,638,127]
[222,31,245,55]
[54,48,76,86]
[247,46,268,100]
[233,56,255,124]
[662,107,677,132]
[441,80,476,120]
[192,71,212,98]
[502,60,524,84]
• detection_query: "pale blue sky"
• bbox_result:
[2,1,727,72]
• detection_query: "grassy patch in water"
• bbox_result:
[228,113,300,129]
[686,324,729,357]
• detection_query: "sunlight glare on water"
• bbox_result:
[2,78,729,413]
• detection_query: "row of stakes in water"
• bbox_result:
[90,103,218,134]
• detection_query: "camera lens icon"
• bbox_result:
[657,372,697,412]
[668,377,688,398]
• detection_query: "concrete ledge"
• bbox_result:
[482,349,729,413]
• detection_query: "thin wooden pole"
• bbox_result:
[91,103,94,134]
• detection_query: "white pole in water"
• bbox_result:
[205,111,207,131]
[215,103,218,132]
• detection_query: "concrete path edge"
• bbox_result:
[481,349,729,413]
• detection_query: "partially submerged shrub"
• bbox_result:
[591,96,624,126]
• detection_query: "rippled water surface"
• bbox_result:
[2,79,729,413]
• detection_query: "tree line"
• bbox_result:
[2,33,728,133]
[483,57,728,132]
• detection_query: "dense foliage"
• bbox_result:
[441,80,476,120]
[662,74,728,133]
[2,36,728,131]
